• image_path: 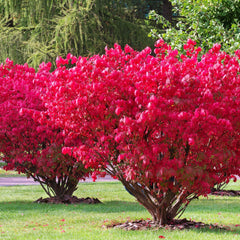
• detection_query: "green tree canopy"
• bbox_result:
[0,0,158,67]
[149,0,240,53]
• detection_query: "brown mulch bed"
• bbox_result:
[34,195,102,204]
[105,218,229,231]
[210,189,240,196]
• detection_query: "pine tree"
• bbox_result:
[0,0,162,67]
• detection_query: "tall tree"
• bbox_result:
[149,0,240,53]
[0,0,156,67]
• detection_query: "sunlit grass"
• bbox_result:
[0,167,25,177]
[0,181,239,240]
[0,161,26,177]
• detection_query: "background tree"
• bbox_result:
[0,59,91,201]
[0,0,163,67]
[37,41,240,225]
[148,0,240,53]
[148,0,240,194]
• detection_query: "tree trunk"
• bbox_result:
[29,173,79,199]
[48,177,79,199]
[121,178,196,225]
[161,0,172,23]
[22,162,82,199]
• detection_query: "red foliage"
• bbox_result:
[35,41,240,222]
[0,59,90,198]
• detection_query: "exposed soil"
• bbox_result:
[34,195,102,204]
[210,189,240,196]
[105,218,229,231]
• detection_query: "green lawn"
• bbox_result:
[0,162,25,177]
[0,181,239,240]
[0,168,25,177]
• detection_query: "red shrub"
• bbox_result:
[37,41,239,224]
[0,59,90,199]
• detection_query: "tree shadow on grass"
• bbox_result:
[1,200,239,236]
[187,198,240,214]
[0,199,145,214]
[84,200,145,213]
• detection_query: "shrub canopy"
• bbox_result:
[37,40,240,224]
[0,59,90,198]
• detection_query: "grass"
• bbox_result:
[0,168,26,177]
[0,181,239,240]
[0,162,25,177]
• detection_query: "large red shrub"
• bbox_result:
[0,59,90,199]
[38,40,240,224]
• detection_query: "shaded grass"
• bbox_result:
[0,181,239,240]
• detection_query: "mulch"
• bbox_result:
[210,189,240,196]
[105,189,240,231]
[34,195,102,204]
[105,218,230,231]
